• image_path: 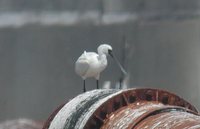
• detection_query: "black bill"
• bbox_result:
[108,50,127,75]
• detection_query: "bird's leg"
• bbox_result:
[96,80,99,89]
[83,80,86,92]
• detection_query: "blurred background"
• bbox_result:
[0,0,200,125]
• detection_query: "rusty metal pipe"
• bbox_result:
[43,88,200,129]
[101,101,200,129]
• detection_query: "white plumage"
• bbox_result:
[75,51,107,80]
[75,44,126,92]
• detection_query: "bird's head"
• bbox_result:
[97,44,127,75]
[97,44,113,56]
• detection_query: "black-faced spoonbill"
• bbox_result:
[75,44,127,92]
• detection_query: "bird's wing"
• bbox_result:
[85,52,98,58]
[75,59,89,79]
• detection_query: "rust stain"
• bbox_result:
[43,88,200,129]
[101,101,200,129]
[134,111,200,129]
[85,88,199,129]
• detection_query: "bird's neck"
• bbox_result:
[98,54,107,65]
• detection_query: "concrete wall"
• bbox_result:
[0,0,200,121]
[0,0,200,12]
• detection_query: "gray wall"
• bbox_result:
[1,0,200,121]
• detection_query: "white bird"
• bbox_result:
[75,44,127,92]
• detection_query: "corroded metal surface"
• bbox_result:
[134,111,200,129]
[101,101,165,129]
[101,101,200,129]
[84,88,198,129]
[43,88,200,129]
